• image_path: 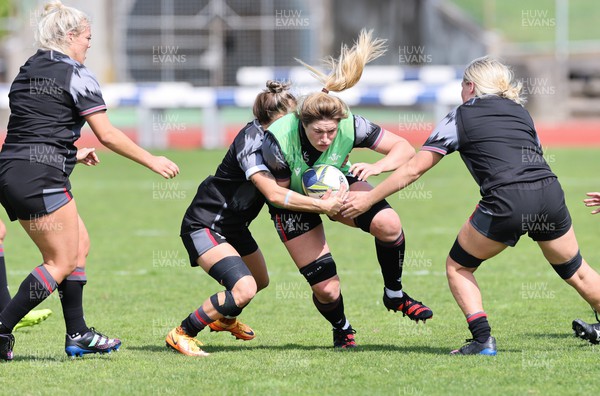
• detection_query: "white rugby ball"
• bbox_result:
[301,164,349,198]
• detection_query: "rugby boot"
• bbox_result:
[166,326,209,357]
[332,326,357,349]
[572,319,600,345]
[208,318,255,341]
[383,289,433,322]
[65,327,121,357]
[450,336,497,356]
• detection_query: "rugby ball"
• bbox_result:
[301,164,349,198]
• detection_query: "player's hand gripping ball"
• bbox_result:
[302,164,350,198]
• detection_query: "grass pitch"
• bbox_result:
[1,147,599,395]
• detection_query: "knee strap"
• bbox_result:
[449,238,485,268]
[299,253,337,286]
[551,250,582,280]
[208,256,252,290]
[210,290,243,318]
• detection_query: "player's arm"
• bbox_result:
[250,171,344,216]
[85,112,179,179]
[257,130,345,215]
[357,130,415,178]
[342,150,442,218]
[70,67,177,178]
[343,107,460,217]
[349,116,415,180]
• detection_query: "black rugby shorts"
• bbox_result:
[181,226,259,267]
[470,177,571,246]
[0,160,73,221]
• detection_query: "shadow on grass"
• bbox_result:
[522,332,574,340]
[128,343,451,354]
[10,350,121,362]
[10,355,64,363]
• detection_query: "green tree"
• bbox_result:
[0,0,13,38]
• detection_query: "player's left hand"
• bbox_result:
[319,185,346,217]
[349,162,383,181]
[584,192,600,214]
[340,190,374,218]
[76,147,100,166]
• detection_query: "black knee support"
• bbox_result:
[551,250,582,280]
[299,253,337,286]
[210,290,243,318]
[354,199,392,233]
[449,238,485,268]
[208,256,252,290]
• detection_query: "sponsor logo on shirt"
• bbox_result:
[328,153,341,162]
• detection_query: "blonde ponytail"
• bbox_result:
[463,56,526,105]
[35,1,90,53]
[295,29,387,93]
[295,29,387,126]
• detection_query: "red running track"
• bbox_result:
[1,120,599,149]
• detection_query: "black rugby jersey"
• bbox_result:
[421,95,555,196]
[262,114,383,181]
[1,49,106,174]
[181,120,270,235]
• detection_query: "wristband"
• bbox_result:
[284,190,293,207]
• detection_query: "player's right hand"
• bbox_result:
[319,183,348,216]
[150,156,180,179]
[340,190,375,219]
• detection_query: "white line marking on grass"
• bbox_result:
[407,270,446,276]
[134,229,169,237]
[7,270,30,276]
[113,269,149,276]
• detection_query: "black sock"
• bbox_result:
[58,267,89,337]
[467,312,491,343]
[0,246,11,311]
[312,293,347,329]
[181,305,213,337]
[0,265,57,332]
[375,232,405,291]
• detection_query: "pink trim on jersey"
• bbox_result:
[369,129,385,150]
[79,105,107,116]
[421,146,447,156]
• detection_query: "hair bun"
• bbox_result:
[266,80,290,94]
[43,1,64,15]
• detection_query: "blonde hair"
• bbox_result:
[463,56,526,105]
[295,29,387,126]
[35,1,90,53]
[253,80,297,127]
